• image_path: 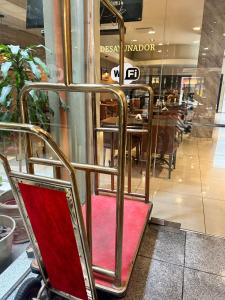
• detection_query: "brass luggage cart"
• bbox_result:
[0,0,154,297]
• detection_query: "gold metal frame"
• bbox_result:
[4,0,153,295]
[0,123,97,300]
[19,82,127,287]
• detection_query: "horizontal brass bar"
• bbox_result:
[92,265,115,278]
[97,188,147,200]
[9,171,70,187]
[95,127,148,133]
[28,157,118,175]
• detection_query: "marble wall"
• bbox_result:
[192,0,225,138]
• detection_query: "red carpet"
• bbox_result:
[83,195,152,289]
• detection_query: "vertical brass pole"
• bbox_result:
[145,90,153,203]
[127,132,132,193]
[19,90,34,174]
[86,171,93,263]
[119,22,125,85]
[92,93,99,195]
[63,0,73,85]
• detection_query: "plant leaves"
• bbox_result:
[8,45,20,55]
[0,45,9,53]
[29,90,39,102]
[27,60,41,79]
[1,61,12,79]
[0,111,12,122]
[20,49,29,59]
[0,85,12,104]
[33,57,49,76]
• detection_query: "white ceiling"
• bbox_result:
[102,0,205,46]
[126,0,205,45]
[1,0,205,46]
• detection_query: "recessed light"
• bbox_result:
[193,26,201,31]
[202,53,206,56]
[148,28,156,34]
[204,47,209,50]
[131,39,137,42]
[157,50,162,53]
[158,42,163,46]
[223,33,225,36]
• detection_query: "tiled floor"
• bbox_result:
[99,116,225,237]
[148,127,225,236]
[98,224,225,300]
[1,116,225,238]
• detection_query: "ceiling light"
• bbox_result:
[157,50,162,53]
[204,47,209,50]
[223,33,225,36]
[158,42,163,46]
[131,39,137,42]
[202,53,206,56]
[148,28,156,34]
[193,26,201,31]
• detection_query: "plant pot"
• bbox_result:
[0,215,16,265]
[0,190,29,244]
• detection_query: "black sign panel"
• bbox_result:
[26,0,44,29]
[100,0,143,23]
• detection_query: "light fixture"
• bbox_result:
[204,47,209,50]
[193,26,201,31]
[202,53,206,56]
[131,39,138,42]
[158,42,163,46]
[157,50,162,53]
[223,33,225,36]
[148,27,155,34]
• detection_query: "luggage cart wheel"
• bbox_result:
[14,277,42,300]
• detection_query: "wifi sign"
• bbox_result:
[111,63,140,84]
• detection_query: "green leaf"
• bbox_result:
[20,49,29,59]
[33,57,49,76]
[0,111,12,122]
[0,45,9,53]
[1,61,12,79]
[27,60,41,79]
[8,45,20,55]
[29,90,39,102]
[0,85,12,103]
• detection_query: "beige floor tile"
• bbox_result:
[136,177,159,197]
[202,179,225,201]
[150,191,205,233]
[154,177,202,197]
[204,198,225,237]
[200,162,225,179]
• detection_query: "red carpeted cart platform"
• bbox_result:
[83,195,152,295]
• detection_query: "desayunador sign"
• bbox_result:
[100,43,155,53]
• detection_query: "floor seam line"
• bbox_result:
[197,138,207,234]
[138,254,185,268]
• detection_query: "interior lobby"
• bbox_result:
[1,0,225,299]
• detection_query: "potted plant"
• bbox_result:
[0,44,53,243]
[0,44,53,127]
